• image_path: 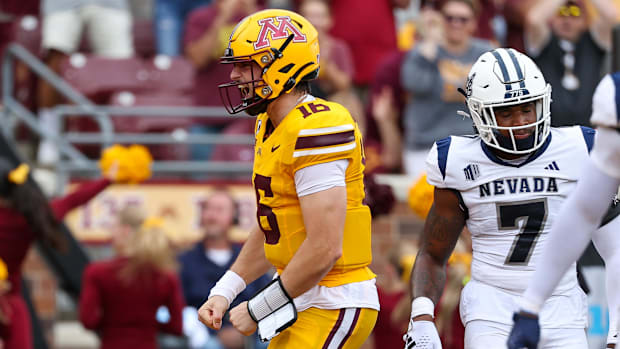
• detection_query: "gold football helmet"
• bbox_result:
[219,9,320,115]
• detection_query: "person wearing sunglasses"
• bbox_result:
[400,0,493,179]
[525,0,617,128]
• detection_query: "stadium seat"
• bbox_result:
[210,118,255,162]
[143,55,194,93]
[13,15,41,56]
[8,16,41,114]
[59,55,148,102]
[109,91,195,160]
[109,91,194,132]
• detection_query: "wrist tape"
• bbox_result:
[247,277,297,342]
[411,297,435,319]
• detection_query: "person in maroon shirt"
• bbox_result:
[182,0,260,161]
[328,0,411,87]
[298,0,366,133]
[363,50,406,174]
[0,158,113,349]
[79,206,184,349]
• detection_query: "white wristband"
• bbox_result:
[411,297,435,319]
[209,270,246,305]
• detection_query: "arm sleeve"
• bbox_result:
[50,178,111,220]
[79,266,103,330]
[400,49,440,96]
[294,159,348,197]
[522,159,620,309]
[159,273,185,336]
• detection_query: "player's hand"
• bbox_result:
[507,312,540,349]
[229,301,257,336]
[403,320,442,349]
[198,295,229,330]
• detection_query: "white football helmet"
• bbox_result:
[462,48,552,155]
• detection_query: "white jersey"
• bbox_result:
[590,73,620,178]
[590,73,620,129]
[426,126,594,296]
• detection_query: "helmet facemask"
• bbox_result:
[219,50,275,116]
[467,85,552,155]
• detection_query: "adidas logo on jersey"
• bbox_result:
[544,161,560,171]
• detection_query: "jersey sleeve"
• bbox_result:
[591,73,620,129]
[425,137,452,188]
[286,102,360,173]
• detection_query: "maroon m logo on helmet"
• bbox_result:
[254,16,307,50]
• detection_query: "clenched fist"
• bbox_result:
[230,301,257,336]
[198,295,229,330]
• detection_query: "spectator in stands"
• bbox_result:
[178,188,270,349]
[400,0,493,178]
[36,0,134,166]
[154,0,211,56]
[0,158,114,349]
[298,0,366,133]
[525,0,617,127]
[501,0,537,52]
[183,0,259,161]
[79,208,185,349]
[473,0,536,52]
[364,51,407,174]
[328,0,411,90]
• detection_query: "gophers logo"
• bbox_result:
[254,16,307,50]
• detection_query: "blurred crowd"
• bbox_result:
[1,0,619,172]
[1,0,620,348]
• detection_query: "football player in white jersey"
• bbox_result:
[507,72,620,348]
[403,48,620,349]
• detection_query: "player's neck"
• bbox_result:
[266,91,307,127]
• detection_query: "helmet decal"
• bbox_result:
[465,72,475,98]
[254,16,307,50]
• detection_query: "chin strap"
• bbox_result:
[493,129,536,152]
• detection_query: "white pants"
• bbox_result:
[464,320,587,349]
[460,280,587,348]
[42,4,133,57]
